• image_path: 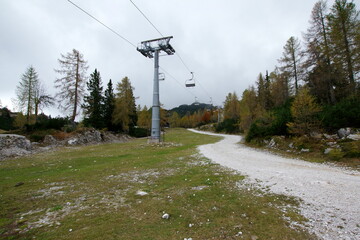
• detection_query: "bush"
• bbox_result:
[129,127,150,138]
[245,101,292,142]
[215,119,239,134]
[0,107,14,130]
[328,149,345,161]
[341,141,360,158]
[321,97,360,130]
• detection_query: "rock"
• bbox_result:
[347,134,360,141]
[268,138,276,148]
[301,148,310,153]
[288,143,294,149]
[14,182,24,187]
[136,190,148,196]
[324,148,333,155]
[43,135,57,145]
[162,213,170,220]
[338,128,351,139]
[310,132,322,139]
[67,138,78,145]
[0,134,32,150]
[0,134,32,159]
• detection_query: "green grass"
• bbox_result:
[0,129,314,239]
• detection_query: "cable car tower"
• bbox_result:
[137,36,175,143]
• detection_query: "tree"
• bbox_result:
[82,69,104,129]
[270,68,290,107]
[103,79,115,130]
[54,49,88,122]
[112,77,137,132]
[137,105,151,129]
[34,83,54,122]
[279,37,304,95]
[239,87,261,131]
[168,111,180,128]
[14,66,40,124]
[287,87,322,135]
[328,0,360,94]
[223,92,240,120]
[256,73,266,109]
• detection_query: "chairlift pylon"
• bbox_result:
[185,72,195,87]
[194,97,200,106]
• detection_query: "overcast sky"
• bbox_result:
[1,0,359,118]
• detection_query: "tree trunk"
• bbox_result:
[341,20,356,93]
[27,77,32,124]
[72,52,80,122]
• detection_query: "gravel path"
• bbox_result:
[190,130,360,240]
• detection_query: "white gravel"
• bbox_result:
[190,130,360,240]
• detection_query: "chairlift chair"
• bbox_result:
[185,72,195,87]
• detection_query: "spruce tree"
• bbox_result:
[103,79,115,130]
[82,69,104,129]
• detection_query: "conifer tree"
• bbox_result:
[223,92,240,120]
[113,77,137,132]
[279,37,304,95]
[54,49,88,122]
[82,69,104,129]
[137,105,151,129]
[14,66,39,124]
[328,0,360,94]
[287,87,322,135]
[103,79,115,130]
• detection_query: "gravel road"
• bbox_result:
[190,130,360,240]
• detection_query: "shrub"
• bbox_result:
[245,101,292,142]
[327,149,345,161]
[129,127,150,138]
[341,141,360,158]
[321,97,360,130]
[215,119,239,134]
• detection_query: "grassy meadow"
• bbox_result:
[0,129,314,239]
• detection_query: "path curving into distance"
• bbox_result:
[189,129,360,240]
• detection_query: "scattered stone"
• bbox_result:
[0,129,132,160]
[310,132,322,139]
[324,148,333,155]
[288,143,294,149]
[162,213,170,220]
[43,135,57,145]
[136,190,149,196]
[301,148,310,153]
[347,134,360,141]
[15,182,24,187]
[184,238,193,240]
[235,231,243,236]
[188,223,194,227]
[191,186,208,191]
[338,128,352,139]
[268,138,276,148]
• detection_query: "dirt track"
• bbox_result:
[190,130,360,240]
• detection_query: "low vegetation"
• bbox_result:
[0,129,314,239]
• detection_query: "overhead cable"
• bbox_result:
[67,0,137,48]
